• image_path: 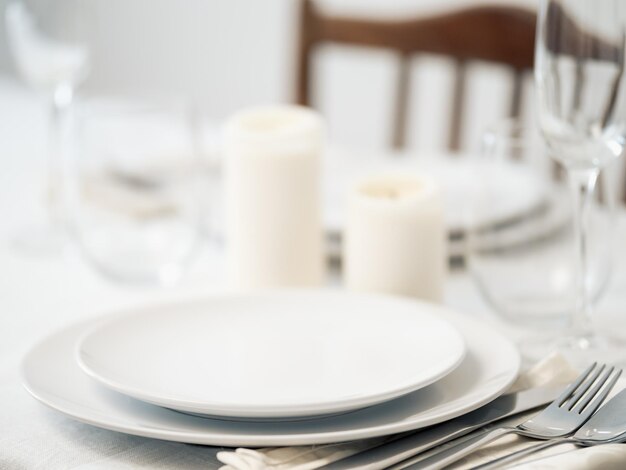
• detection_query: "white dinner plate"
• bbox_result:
[323,149,548,235]
[76,292,466,418]
[22,294,520,447]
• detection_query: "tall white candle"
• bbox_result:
[344,173,446,301]
[224,105,324,289]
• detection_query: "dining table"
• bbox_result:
[2,75,626,469]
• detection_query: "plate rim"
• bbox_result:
[22,291,521,446]
[74,290,467,418]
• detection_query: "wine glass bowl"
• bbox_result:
[536,1,626,170]
[5,0,90,96]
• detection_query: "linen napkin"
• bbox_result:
[216,353,626,470]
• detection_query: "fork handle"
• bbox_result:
[402,426,515,469]
[473,438,571,470]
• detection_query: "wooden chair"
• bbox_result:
[295,1,537,150]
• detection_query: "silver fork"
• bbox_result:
[402,363,621,470]
[474,387,626,469]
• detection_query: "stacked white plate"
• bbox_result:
[208,149,565,261]
[324,150,549,236]
[322,150,570,260]
[22,290,520,446]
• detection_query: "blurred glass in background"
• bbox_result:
[68,100,203,284]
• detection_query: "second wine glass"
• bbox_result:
[69,100,204,285]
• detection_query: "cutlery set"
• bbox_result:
[323,363,624,469]
[476,387,626,469]
[321,384,565,469]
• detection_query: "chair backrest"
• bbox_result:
[296,1,537,150]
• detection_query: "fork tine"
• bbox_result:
[554,362,597,407]
[574,367,622,415]
[570,365,611,412]
[565,364,605,410]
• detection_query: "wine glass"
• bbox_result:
[535,0,626,359]
[68,99,203,285]
[5,0,90,254]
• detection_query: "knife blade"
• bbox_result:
[320,384,564,470]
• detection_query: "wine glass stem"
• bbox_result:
[568,167,599,341]
[47,84,72,226]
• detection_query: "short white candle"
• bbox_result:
[343,173,446,301]
[224,105,324,289]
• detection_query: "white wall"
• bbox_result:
[83,0,298,116]
[0,0,538,153]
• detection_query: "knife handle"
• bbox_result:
[400,426,515,469]
[473,439,569,470]
[320,420,495,470]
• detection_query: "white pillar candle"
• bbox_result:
[224,105,324,289]
[344,173,446,301]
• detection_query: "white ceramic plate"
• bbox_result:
[22,297,520,446]
[323,150,548,235]
[76,292,466,418]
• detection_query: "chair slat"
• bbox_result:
[510,71,524,119]
[449,61,467,152]
[392,56,411,149]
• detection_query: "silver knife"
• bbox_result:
[320,384,564,470]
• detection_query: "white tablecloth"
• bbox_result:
[2,76,626,469]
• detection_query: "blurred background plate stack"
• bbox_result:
[321,148,569,262]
